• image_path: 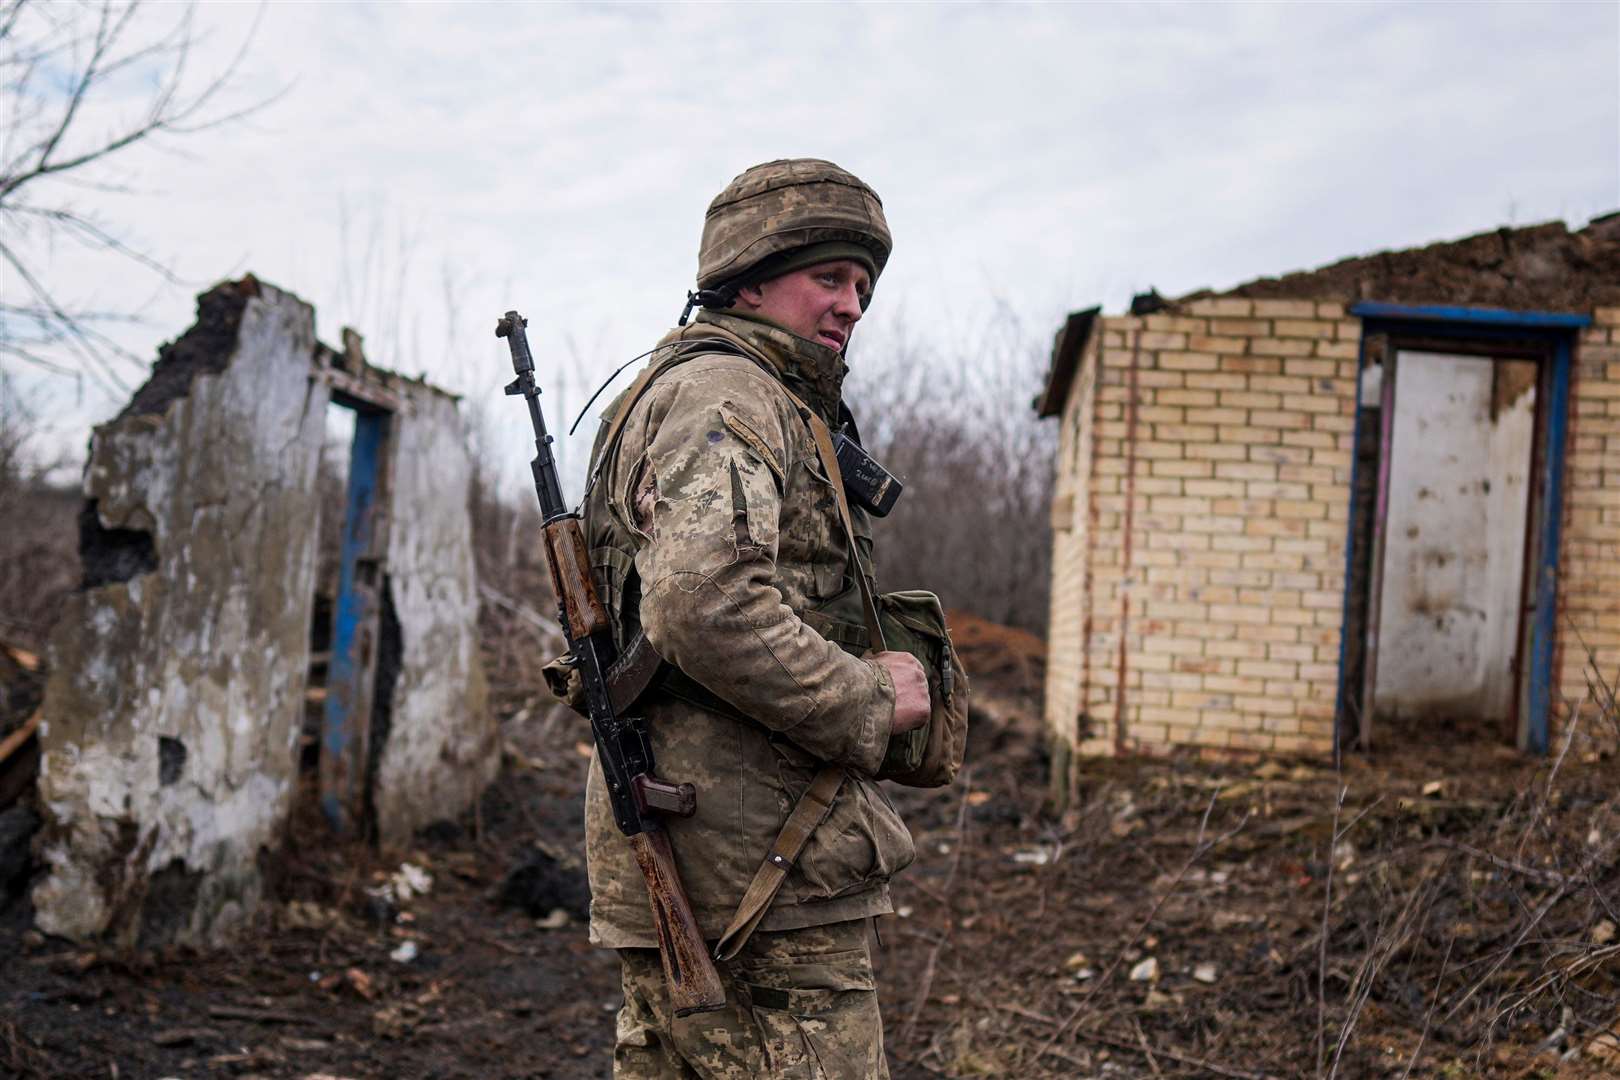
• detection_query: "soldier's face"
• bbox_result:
[737,260,870,352]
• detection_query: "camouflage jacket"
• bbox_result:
[580,309,915,948]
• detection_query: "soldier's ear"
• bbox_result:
[734,281,766,310]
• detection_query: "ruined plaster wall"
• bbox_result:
[1063,299,1358,757]
[370,384,494,847]
[1043,330,1099,752]
[1559,307,1620,734]
[34,282,328,945]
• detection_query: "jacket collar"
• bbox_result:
[659,309,848,423]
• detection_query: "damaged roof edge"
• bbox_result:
[1179,213,1620,310]
[1034,306,1100,419]
[115,276,263,423]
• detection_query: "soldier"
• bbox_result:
[578,159,932,1077]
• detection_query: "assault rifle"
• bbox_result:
[497,311,725,1016]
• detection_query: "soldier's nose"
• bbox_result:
[834,283,863,322]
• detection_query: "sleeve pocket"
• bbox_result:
[721,404,786,491]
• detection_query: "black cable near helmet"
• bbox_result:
[681,159,892,324]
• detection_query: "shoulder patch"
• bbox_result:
[720,403,786,489]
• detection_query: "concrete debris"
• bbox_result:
[367,862,433,908]
[1128,957,1158,982]
[1011,847,1053,866]
[280,901,340,931]
[533,908,571,930]
[388,940,419,963]
[1193,962,1218,984]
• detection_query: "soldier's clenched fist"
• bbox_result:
[873,650,930,734]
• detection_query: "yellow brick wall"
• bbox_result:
[1041,301,1352,756]
[1045,299,1620,758]
[1043,329,1099,749]
[1558,306,1620,736]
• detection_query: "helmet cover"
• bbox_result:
[697,159,892,293]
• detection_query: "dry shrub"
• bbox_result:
[845,307,1056,633]
[462,399,563,721]
[881,686,1618,1077]
[0,379,78,648]
[1304,681,1620,1076]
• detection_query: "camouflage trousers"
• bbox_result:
[614,919,890,1079]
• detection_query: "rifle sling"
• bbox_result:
[712,762,845,961]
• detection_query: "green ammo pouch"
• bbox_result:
[875,590,969,788]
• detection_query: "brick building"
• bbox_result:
[1035,217,1620,762]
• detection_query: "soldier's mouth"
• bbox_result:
[817,329,847,349]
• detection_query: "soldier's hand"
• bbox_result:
[873,651,930,735]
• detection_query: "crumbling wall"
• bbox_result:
[370,383,494,847]
[33,279,328,945]
[32,276,496,945]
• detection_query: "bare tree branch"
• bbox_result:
[0,0,280,386]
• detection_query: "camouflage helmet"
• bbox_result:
[696,159,891,295]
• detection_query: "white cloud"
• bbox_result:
[5,0,1615,489]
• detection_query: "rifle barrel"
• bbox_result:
[498,311,570,522]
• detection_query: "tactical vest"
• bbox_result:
[581,339,880,714]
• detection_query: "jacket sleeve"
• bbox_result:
[616,360,894,775]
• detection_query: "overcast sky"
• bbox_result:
[6,0,1617,487]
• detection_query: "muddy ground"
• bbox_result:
[3,619,1617,1079]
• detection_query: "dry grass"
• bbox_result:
[881,665,1620,1079]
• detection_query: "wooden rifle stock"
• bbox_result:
[629,828,727,1016]
[543,518,609,640]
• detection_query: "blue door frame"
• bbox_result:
[1333,303,1590,756]
[320,406,391,833]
